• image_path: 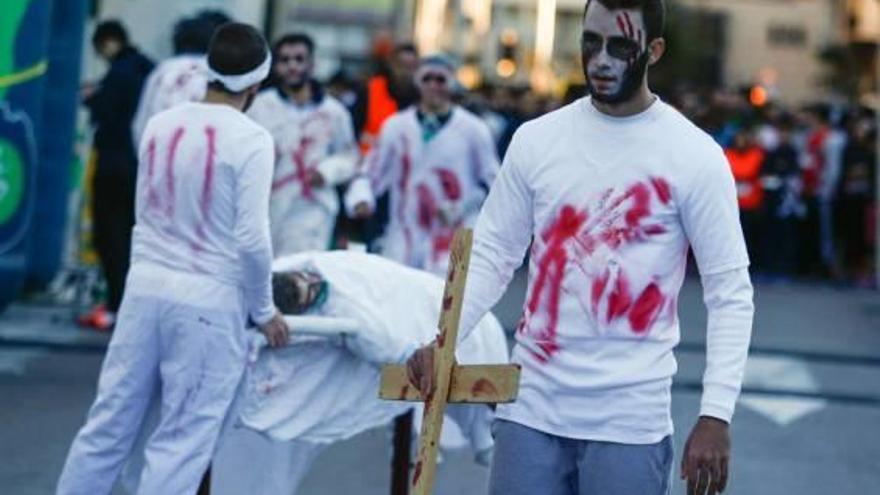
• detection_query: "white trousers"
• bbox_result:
[56,292,247,495]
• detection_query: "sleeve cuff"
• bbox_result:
[699,383,740,423]
[344,177,375,217]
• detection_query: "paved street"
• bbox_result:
[2,273,879,494]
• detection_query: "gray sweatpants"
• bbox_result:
[489,419,673,495]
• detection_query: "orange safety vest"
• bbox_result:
[725,147,766,211]
[359,75,399,154]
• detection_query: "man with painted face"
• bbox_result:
[248,33,358,256]
[405,1,754,494]
[345,55,500,275]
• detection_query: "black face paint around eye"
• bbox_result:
[582,47,650,105]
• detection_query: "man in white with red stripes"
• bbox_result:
[346,54,500,275]
[56,23,289,495]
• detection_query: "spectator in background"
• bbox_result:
[725,126,766,271]
[761,115,804,280]
[835,113,877,287]
[131,10,231,145]
[247,33,359,255]
[354,42,419,153]
[79,20,154,330]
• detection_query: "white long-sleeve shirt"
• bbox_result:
[345,106,500,274]
[132,55,208,147]
[457,97,754,444]
[133,102,276,324]
[247,88,358,255]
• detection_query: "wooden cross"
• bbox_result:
[379,228,521,495]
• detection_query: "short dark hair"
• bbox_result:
[273,33,315,59]
[584,0,666,42]
[394,42,418,57]
[206,22,268,94]
[92,20,128,50]
[272,274,302,315]
[173,10,232,55]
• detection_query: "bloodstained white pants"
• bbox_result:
[56,291,247,495]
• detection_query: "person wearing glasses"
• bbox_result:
[346,55,500,275]
[405,1,754,494]
[247,33,359,256]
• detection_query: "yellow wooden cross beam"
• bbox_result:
[379,228,521,495]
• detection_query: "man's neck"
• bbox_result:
[419,101,452,117]
[591,83,655,118]
[282,82,313,105]
[203,89,245,112]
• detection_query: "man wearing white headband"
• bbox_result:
[56,23,289,495]
[248,33,358,256]
[346,54,500,275]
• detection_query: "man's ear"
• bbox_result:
[647,37,666,66]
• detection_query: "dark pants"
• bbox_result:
[92,151,136,312]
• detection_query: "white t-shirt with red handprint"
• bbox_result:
[458,97,753,444]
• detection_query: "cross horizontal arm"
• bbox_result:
[379,364,521,403]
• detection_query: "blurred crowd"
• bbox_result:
[76,11,877,327]
[674,89,877,287]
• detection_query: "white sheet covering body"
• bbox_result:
[57,101,276,495]
[212,251,509,495]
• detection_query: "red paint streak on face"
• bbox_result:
[471,378,499,398]
[416,183,437,229]
[412,461,423,486]
[145,138,160,210]
[606,270,632,322]
[616,14,629,37]
[651,177,671,204]
[437,331,446,348]
[400,384,410,399]
[165,127,186,217]
[435,168,462,201]
[628,282,665,332]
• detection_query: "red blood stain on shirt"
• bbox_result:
[591,268,610,315]
[606,271,633,322]
[628,282,665,332]
[432,228,456,263]
[522,177,674,349]
[525,205,588,361]
[471,378,499,398]
[195,126,216,241]
[145,138,160,210]
[651,177,672,204]
[165,127,186,217]
[298,136,317,197]
[397,136,414,261]
[435,168,462,201]
[416,183,437,230]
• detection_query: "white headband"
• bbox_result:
[207,52,271,92]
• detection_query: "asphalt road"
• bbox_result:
[2,273,879,494]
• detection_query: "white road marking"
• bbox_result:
[739,355,827,426]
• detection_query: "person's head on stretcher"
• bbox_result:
[272,271,329,315]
